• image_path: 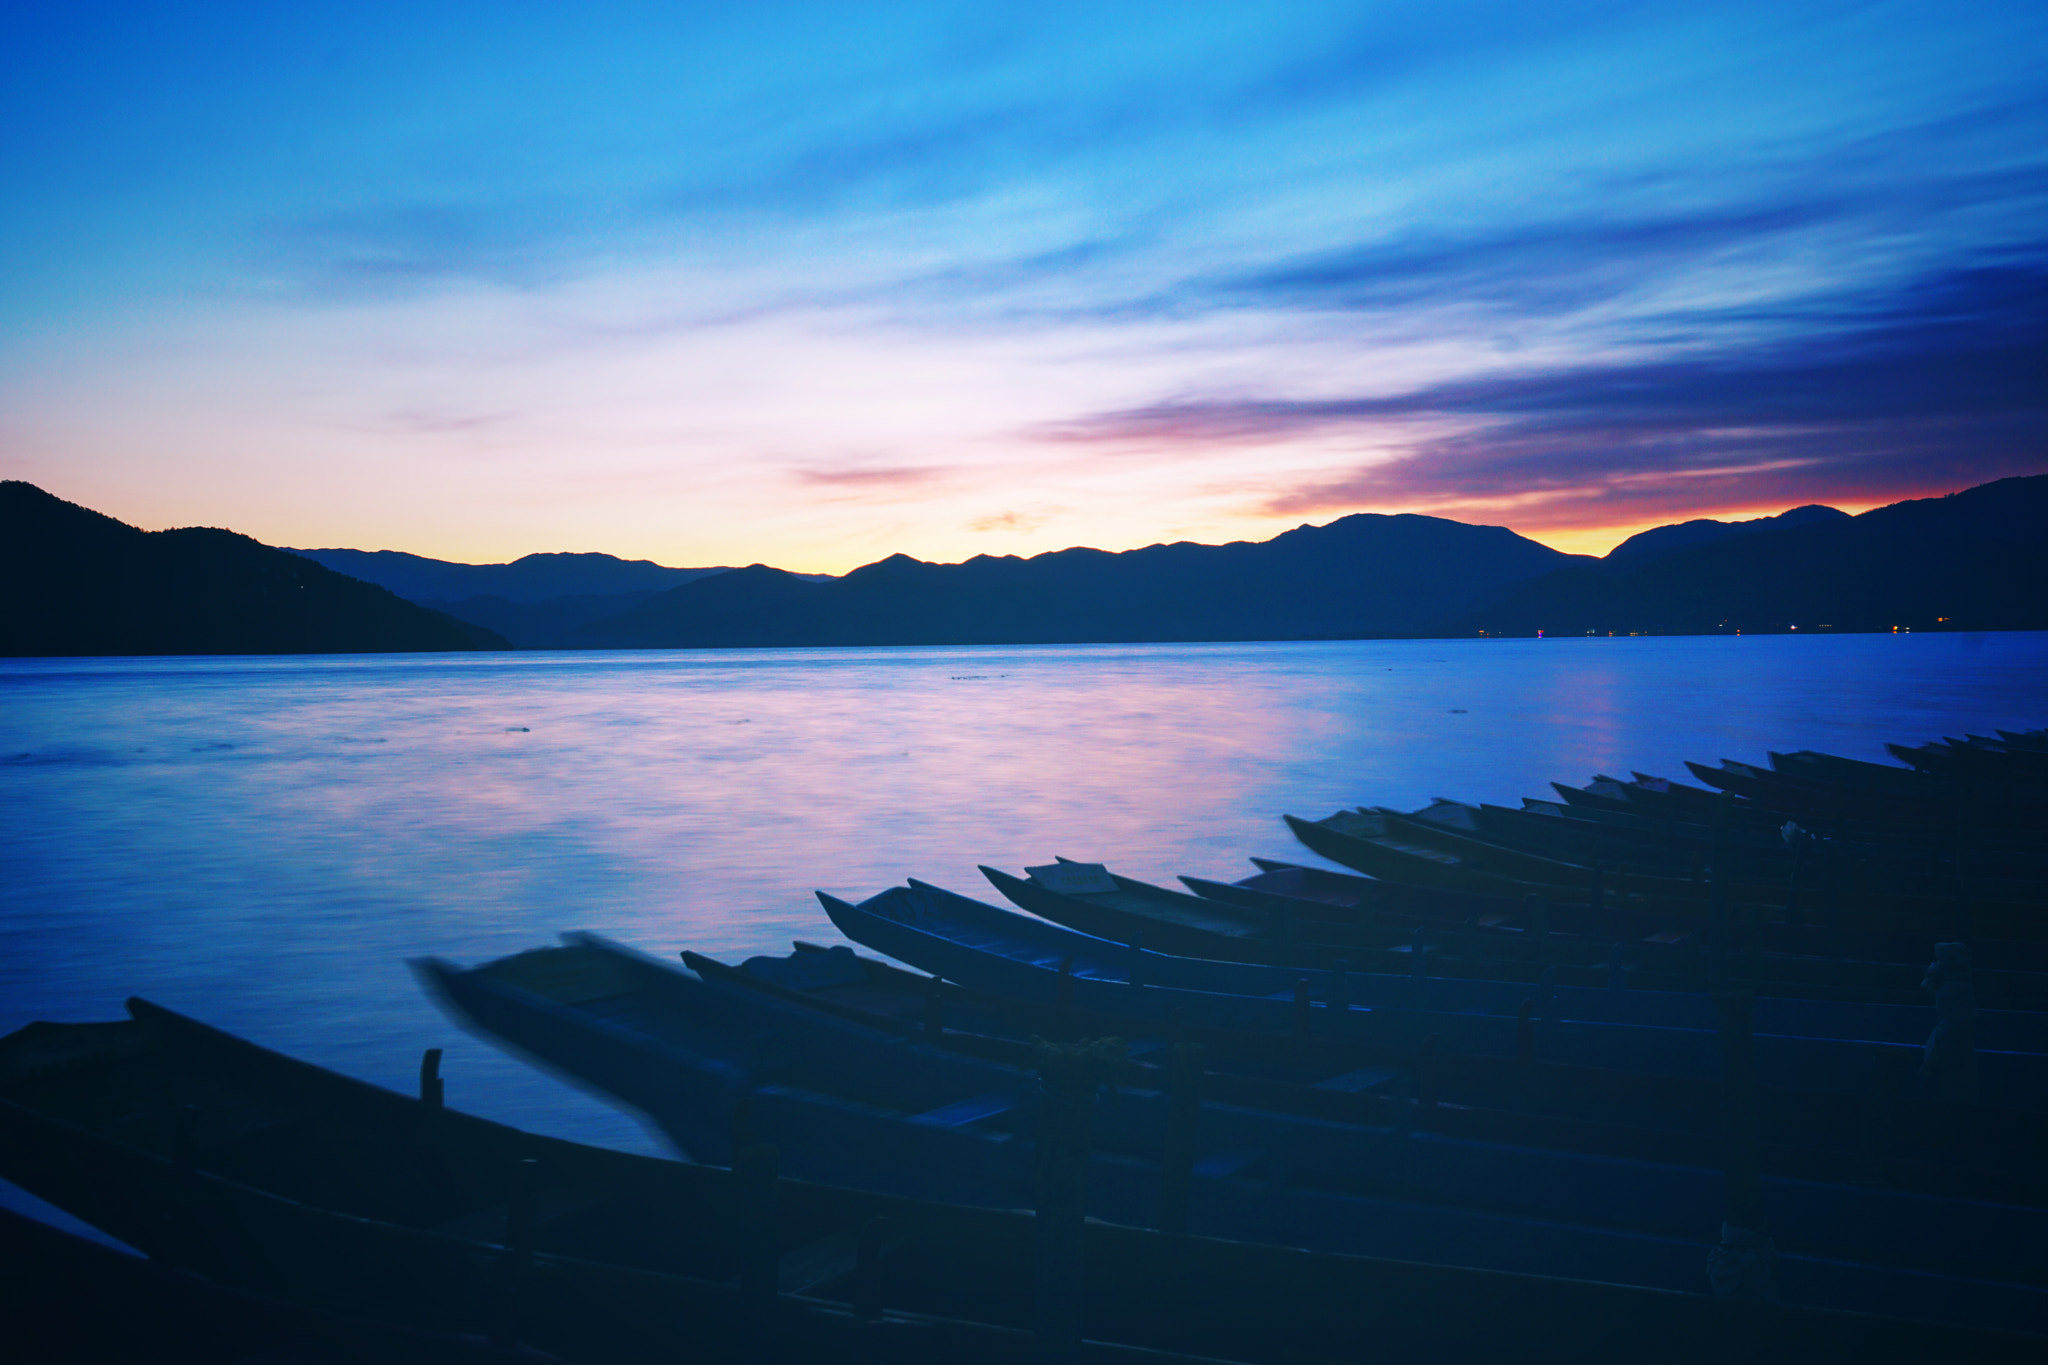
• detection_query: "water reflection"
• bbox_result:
[2,634,2043,1152]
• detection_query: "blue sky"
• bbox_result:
[4,1,2044,569]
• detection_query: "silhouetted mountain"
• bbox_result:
[1605,504,1850,564]
[1,483,507,657]
[1459,475,2048,636]
[574,514,1583,647]
[286,548,744,603]
[415,591,662,649]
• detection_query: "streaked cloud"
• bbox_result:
[3,3,2044,567]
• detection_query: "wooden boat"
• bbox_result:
[6,1013,2030,1363]
[1012,858,2048,1011]
[1188,858,1681,943]
[0,1203,568,1364]
[1559,773,2038,864]
[980,859,1292,964]
[826,879,2048,1095]
[688,940,2048,1208]
[1426,798,2048,905]
[1292,806,2045,943]
[1510,794,2048,902]
[420,935,2048,1329]
[0,999,1332,1365]
[1377,804,2043,932]
[1771,750,2048,810]
[1892,737,2048,783]
[1688,760,2048,844]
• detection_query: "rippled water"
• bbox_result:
[3,634,2044,1158]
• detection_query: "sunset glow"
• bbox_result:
[5,3,2043,571]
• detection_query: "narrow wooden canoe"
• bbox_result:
[688,941,2048,1207]
[820,882,2048,1101]
[10,1011,2032,1363]
[420,936,2048,1329]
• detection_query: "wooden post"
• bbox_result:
[735,1143,780,1330]
[1033,1055,1100,1365]
[1157,1041,1203,1235]
[924,978,944,1038]
[853,1215,889,1322]
[1710,792,1732,987]
[419,1048,444,1108]
[1292,979,1312,1037]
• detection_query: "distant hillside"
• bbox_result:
[574,513,1584,647]
[414,591,664,649]
[287,547,733,603]
[1,483,506,657]
[1460,475,2048,636]
[1604,504,1849,564]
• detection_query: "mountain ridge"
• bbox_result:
[1,482,506,656]
[286,547,740,603]
[575,512,1585,647]
[7,474,2041,656]
[1457,475,2048,636]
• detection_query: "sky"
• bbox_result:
[3,2,2044,572]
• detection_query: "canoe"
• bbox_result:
[1292,807,2044,943]
[1688,760,2048,845]
[0,999,1344,1365]
[690,940,2048,1207]
[1510,795,2048,904]
[1030,858,2048,1010]
[1561,774,2042,865]
[1771,750,2048,809]
[824,880,2048,1101]
[1377,805,2044,931]
[1190,858,1684,943]
[11,1013,2027,1363]
[421,935,2048,1331]
[0,1202,575,1364]
[1427,799,2048,905]
[766,938,2048,1188]
[981,859,1289,963]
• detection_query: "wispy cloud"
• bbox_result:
[1053,255,2048,527]
[795,466,947,488]
[10,4,2048,565]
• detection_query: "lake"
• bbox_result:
[3,633,2044,1160]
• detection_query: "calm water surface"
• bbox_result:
[4,634,2045,1160]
